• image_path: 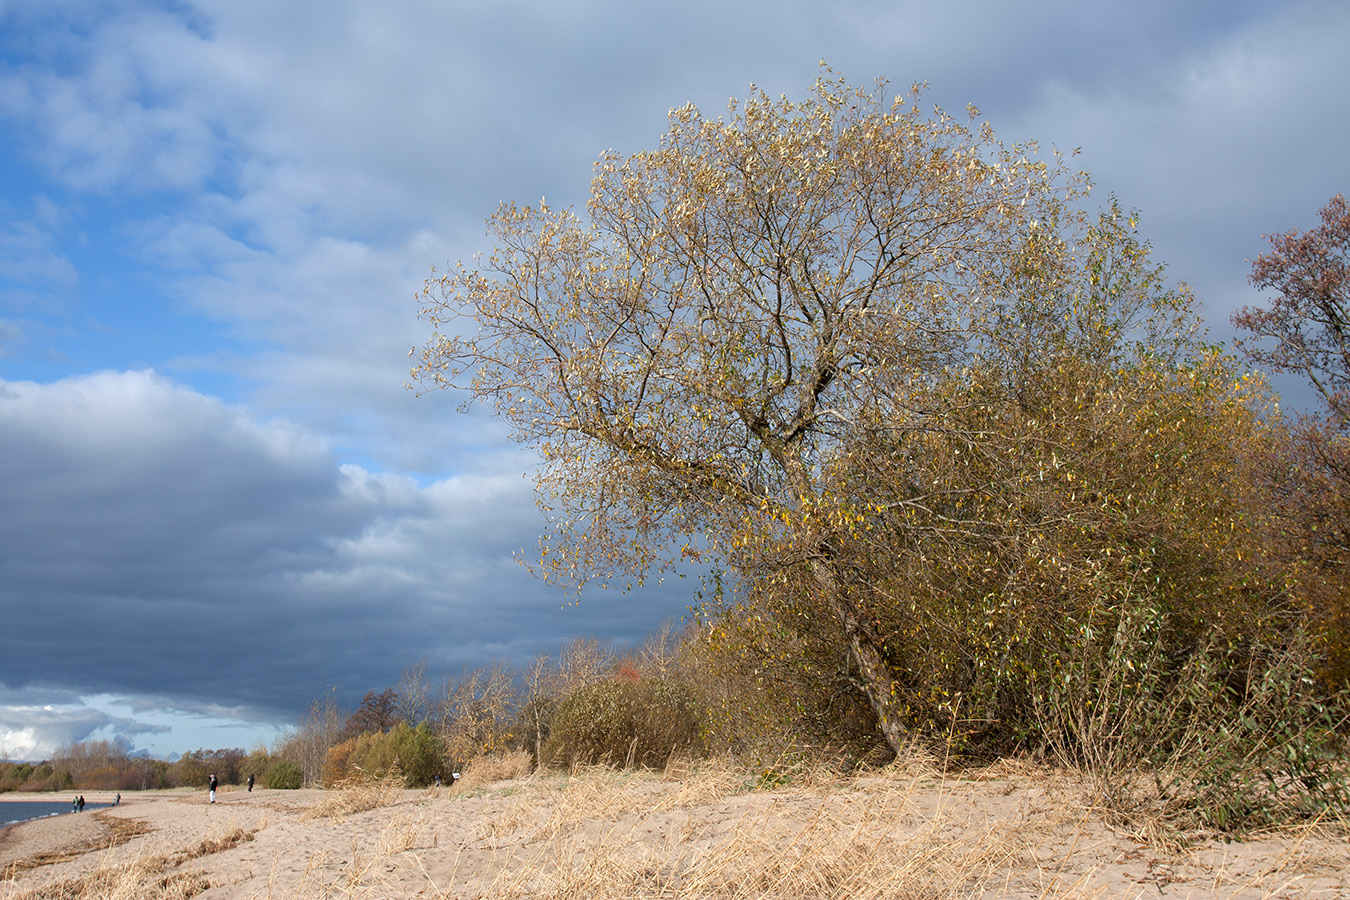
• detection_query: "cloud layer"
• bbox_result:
[0,371,691,755]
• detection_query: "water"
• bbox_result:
[0,800,108,828]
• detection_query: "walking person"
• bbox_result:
[246,774,254,792]
[208,773,218,803]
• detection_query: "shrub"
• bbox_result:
[322,737,361,786]
[691,601,882,760]
[387,723,445,787]
[1156,642,1350,832]
[263,759,303,789]
[546,677,702,769]
[321,724,445,787]
[35,767,75,792]
[239,749,271,784]
[170,752,209,790]
[1031,609,1350,833]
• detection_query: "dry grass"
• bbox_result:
[479,761,1028,900]
[460,757,1349,900]
[3,856,211,900]
[302,774,406,822]
[1,813,154,880]
[472,765,660,848]
[5,759,1347,899]
[458,750,534,789]
[1,824,257,900]
[164,825,257,869]
[376,810,435,858]
[654,756,751,810]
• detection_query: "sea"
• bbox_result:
[0,800,108,828]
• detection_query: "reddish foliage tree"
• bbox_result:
[614,658,641,683]
[1234,194,1350,427]
[1235,195,1350,686]
[338,688,403,742]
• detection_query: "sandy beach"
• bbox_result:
[1,766,1347,899]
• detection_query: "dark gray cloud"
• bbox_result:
[0,371,693,737]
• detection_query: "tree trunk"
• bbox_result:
[808,557,910,756]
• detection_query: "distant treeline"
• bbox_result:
[0,739,300,793]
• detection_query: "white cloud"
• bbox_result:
[0,690,285,760]
[0,704,117,761]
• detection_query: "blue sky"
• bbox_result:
[2,0,1347,760]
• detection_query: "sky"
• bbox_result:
[1,0,1347,762]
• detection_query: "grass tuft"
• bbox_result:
[302,773,405,822]
[459,750,534,789]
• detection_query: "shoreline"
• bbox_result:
[0,791,128,836]
[0,786,274,892]
[0,789,199,870]
[0,801,112,830]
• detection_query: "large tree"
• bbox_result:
[412,74,1201,755]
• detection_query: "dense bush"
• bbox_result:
[688,605,879,761]
[1155,643,1348,831]
[322,724,445,787]
[169,752,209,789]
[239,748,271,785]
[546,677,702,769]
[263,759,303,789]
[0,762,35,792]
[321,737,359,786]
[387,723,445,786]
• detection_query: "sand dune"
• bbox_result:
[1,766,1347,899]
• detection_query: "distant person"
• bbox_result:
[72,796,79,813]
[208,773,218,803]
[115,793,121,806]
[77,795,85,812]
[247,774,254,792]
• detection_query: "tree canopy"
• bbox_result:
[413,74,1277,756]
